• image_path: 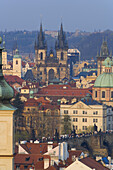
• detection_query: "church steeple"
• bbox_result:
[100,40,109,57]
[37,23,47,50]
[55,23,68,50]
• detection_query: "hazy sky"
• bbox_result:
[0,0,113,32]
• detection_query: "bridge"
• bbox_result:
[66,132,113,158]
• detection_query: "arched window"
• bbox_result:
[95,91,97,98]
[102,91,105,98]
[40,52,43,60]
[111,91,113,98]
[61,52,64,60]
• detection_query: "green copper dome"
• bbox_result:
[94,73,113,88]
[0,37,14,101]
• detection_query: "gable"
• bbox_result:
[71,101,91,109]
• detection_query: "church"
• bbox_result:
[33,23,69,83]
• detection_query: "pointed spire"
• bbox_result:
[37,23,47,50]
[55,23,68,50]
[100,39,109,57]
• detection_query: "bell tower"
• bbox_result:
[0,37,15,169]
[97,40,111,76]
[35,23,47,65]
[13,48,22,78]
[55,23,69,79]
[55,23,68,64]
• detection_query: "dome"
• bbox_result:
[94,73,113,88]
[0,37,14,100]
[0,77,14,100]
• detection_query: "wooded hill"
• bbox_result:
[1,29,113,60]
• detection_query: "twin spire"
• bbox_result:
[35,23,68,50]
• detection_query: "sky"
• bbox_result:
[0,0,113,32]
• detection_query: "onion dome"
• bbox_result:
[0,37,14,101]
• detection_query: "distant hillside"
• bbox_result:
[1,30,113,60]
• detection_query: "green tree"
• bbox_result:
[61,115,71,135]
[86,125,95,133]
[12,93,24,132]
[13,93,24,116]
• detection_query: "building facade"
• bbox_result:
[34,23,69,83]
[60,95,107,133]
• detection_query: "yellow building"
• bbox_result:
[60,94,107,133]
[0,37,15,169]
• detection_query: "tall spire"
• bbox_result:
[55,23,68,50]
[37,23,47,50]
[100,39,109,57]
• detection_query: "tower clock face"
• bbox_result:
[50,54,53,57]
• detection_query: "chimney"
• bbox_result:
[44,158,49,169]
[47,142,53,152]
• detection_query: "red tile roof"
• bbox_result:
[37,86,92,97]
[80,157,109,170]
[14,154,51,169]
[21,85,29,90]
[4,75,24,85]
[20,142,58,155]
[24,98,39,107]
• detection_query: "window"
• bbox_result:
[61,52,64,60]
[64,110,68,114]
[111,91,113,98]
[24,166,28,169]
[75,126,78,130]
[93,119,98,123]
[73,110,78,114]
[16,60,18,65]
[82,118,87,122]
[16,166,20,170]
[82,126,87,130]
[83,111,87,114]
[108,116,110,121]
[73,118,78,122]
[93,111,98,115]
[102,91,105,98]
[95,91,97,98]
[61,68,63,71]
[40,52,43,60]
[40,72,42,75]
